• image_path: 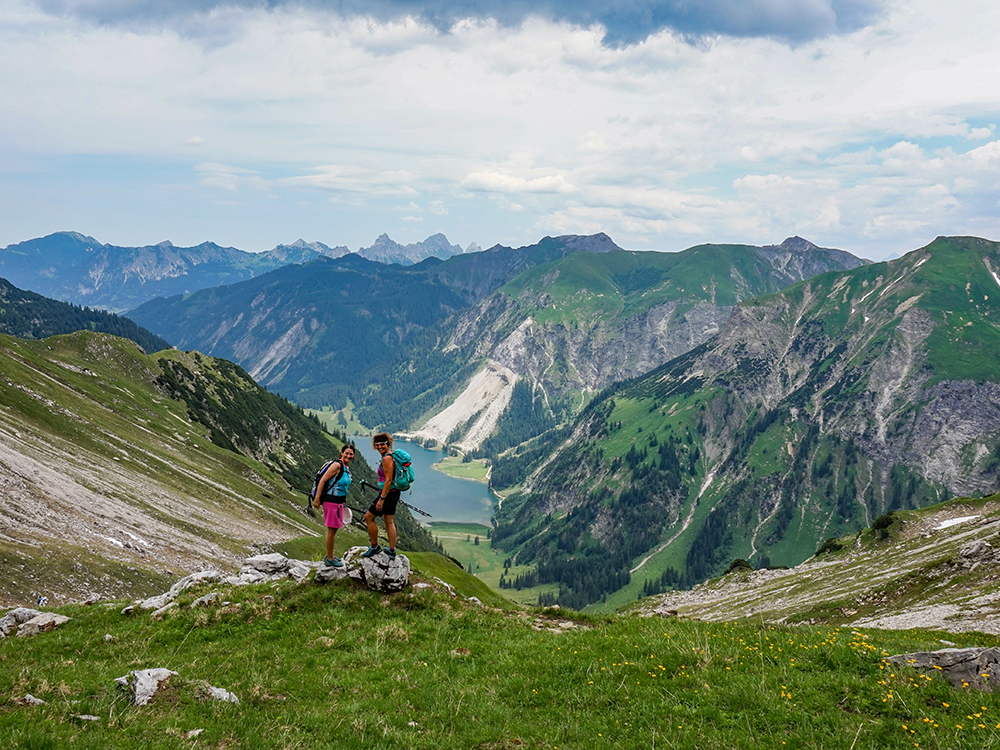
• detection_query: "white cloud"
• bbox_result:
[0,0,999,257]
[195,162,269,191]
[462,171,575,194]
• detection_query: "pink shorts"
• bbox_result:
[323,500,346,529]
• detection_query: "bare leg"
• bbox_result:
[325,528,337,559]
[364,511,379,546]
[384,515,396,550]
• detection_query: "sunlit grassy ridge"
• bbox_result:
[3,575,1000,749]
[500,244,835,329]
[0,330,437,606]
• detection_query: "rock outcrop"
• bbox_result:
[0,607,42,637]
[342,547,410,593]
[16,613,71,637]
[887,647,1000,691]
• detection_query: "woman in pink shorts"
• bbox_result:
[311,444,355,567]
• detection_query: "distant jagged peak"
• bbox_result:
[465,241,482,253]
[775,236,819,253]
[154,240,175,249]
[753,236,866,279]
[756,236,826,254]
[479,232,622,256]
[371,232,397,245]
[270,238,349,258]
[540,232,623,254]
[358,232,466,265]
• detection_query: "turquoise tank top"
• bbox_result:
[323,463,352,498]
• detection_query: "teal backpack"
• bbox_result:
[389,449,415,491]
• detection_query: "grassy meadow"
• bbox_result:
[429,522,559,608]
[4,573,1000,750]
[433,456,490,481]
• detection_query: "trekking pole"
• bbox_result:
[359,480,432,517]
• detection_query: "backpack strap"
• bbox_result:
[320,461,347,502]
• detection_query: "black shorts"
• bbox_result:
[367,489,400,517]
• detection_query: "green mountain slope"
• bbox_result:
[0,276,170,353]
[410,237,864,455]
[127,234,622,421]
[634,492,1000,635]
[0,330,433,607]
[490,236,1000,609]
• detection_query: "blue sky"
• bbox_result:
[2,0,999,260]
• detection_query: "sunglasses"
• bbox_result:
[374,442,388,447]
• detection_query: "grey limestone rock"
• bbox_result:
[343,546,410,593]
[287,562,313,581]
[208,685,239,703]
[139,570,222,610]
[0,607,42,637]
[314,564,348,583]
[16,613,70,637]
[243,552,290,574]
[115,668,178,705]
[151,602,178,620]
[886,647,1000,690]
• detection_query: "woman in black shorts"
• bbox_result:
[362,432,399,559]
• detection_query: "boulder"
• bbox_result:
[16,613,70,637]
[288,562,313,581]
[342,546,410,593]
[138,570,222,610]
[0,607,42,637]
[115,668,178,706]
[243,553,290,574]
[886,647,1000,690]
[236,569,269,585]
[960,540,992,558]
[315,564,349,583]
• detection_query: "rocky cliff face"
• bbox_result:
[417,238,866,450]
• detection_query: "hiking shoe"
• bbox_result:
[324,556,344,568]
[361,544,381,558]
[386,548,397,560]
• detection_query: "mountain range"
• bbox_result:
[0,231,475,313]
[126,233,625,420]
[357,232,476,265]
[5,227,1000,613]
[410,236,866,451]
[489,236,1000,609]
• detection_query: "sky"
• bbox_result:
[1,0,999,260]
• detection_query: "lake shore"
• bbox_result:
[432,455,489,482]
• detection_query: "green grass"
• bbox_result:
[4,581,1000,749]
[308,400,371,436]
[427,523,555,607]
[434,456,490,481]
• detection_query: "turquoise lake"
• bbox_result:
[352,438,496,526]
